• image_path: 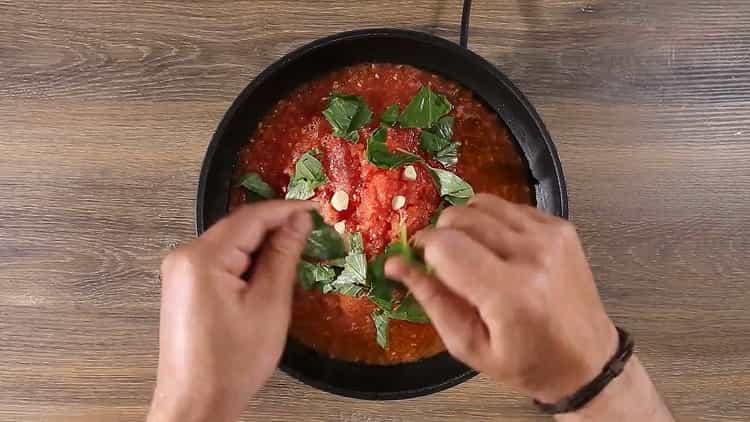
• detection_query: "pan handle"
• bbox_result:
[459,0,472,48]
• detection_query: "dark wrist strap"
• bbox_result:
[533,326,635,414]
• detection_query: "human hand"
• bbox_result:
[147,201,314,422]
[385,194,617,403]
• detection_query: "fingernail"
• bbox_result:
[384,256,406,278]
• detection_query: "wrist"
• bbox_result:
[531,321,619,404]
[554,356,674,421]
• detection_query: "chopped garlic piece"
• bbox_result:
[392,195,406,210]
[403,165,417,181]
[334,221,346,234]
[331,190,349,211]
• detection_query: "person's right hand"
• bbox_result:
[386,193,617,404]
[148,200,314,422]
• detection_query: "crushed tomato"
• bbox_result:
[230,63,531,364]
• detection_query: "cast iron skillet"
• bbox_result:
[196,8,567,401]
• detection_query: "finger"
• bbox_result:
[521,203,556,223]
[414,228,512,311]
[467,193,535,231]
[436,205,528,259]
[246,210,313,306]
[212,242,253,277]
[203,200,316,255]
[386,256,490,367]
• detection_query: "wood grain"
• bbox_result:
[1,0,749,420]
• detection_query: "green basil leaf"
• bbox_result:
[399,86,452,129]
[419,130,452,154]
[390,294,430,323]
[286,150,328,200]
[429,201,447,225]
[236,172,276,203]
[372,309,390,349]
[370,126,387,143]
[367,254,393,311]
[331,283,366,297]
[303,211,346,260]
[420,131,459,167]
[420,116,459,167]
[433,142,459,167]
[332,233,367,286]
[380,104,400,128]
[428,167,474,205]
[384,221,430,278]
[298,261,337,290]
[366,128,421,169]
[349,231,365,254]
[322,94,373,142]
[327,257,347,268]
[385,221,414,263]
[432,115,454,140]
[384,241,409,259]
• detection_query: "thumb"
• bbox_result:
[249,211,312,304]
[386,256,490,366]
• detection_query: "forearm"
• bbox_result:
[147,385,233,422]
[555,356,674,422]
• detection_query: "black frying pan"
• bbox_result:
[196,3,567,400]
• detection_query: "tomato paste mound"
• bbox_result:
[231,63,531,365]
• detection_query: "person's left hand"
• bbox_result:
[147,201,315,422]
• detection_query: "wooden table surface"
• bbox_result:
[2,1,749,421]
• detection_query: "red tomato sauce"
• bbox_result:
[231,64,531,364]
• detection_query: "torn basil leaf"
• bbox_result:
[367,254,393,311]
[390,294,430,323]
[385,221,431,277]
[298,261,337,290]
[236,172,276,203]
[327,257,347,268]
[419,131,451,155]
[420,131,459,167]
[428,167,474,205]
[366,127,421,169]
[431,115,454,140]
[429,201,447,225]
[331,282,366,297]
[380,104,400,128]
[372,309,390,349]
[322,94,373,142]
[286,150,328,200]
[433,142,459,167]
[385,221,414,263]
[303,211,347,260]
[399,86,452,129]
[332,233,367,287]
[420,116,459,167]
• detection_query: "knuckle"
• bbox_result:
[424,231,460,264]
[436,206,463,228]
[517,271,549,313]
[408,273,438,303]
[467,192,493,206]
[552,219,577,241]
[446,332,482,362]
[529,247,554,270]
[161,246,197,279]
